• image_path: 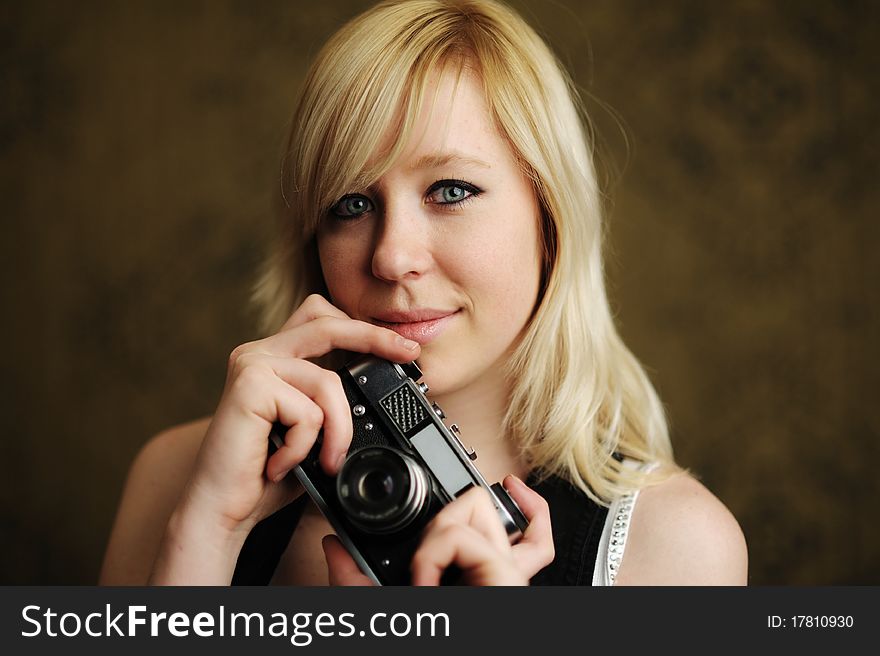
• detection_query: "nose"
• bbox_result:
[370,204,432,282]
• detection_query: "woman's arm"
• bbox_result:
[613,472,749,585]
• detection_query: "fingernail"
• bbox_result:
[335,451,347,473]
[397,335,419,350]
[273,469,290,483]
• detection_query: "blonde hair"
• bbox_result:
[254,0,680,503]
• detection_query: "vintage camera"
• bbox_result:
[268,355,528,585]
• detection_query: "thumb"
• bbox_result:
[321,535,376,586]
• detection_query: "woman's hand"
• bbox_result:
[322,474,554,586]
[151,294,420,584]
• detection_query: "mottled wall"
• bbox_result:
[1,0,877,584]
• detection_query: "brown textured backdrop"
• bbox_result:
[1,0,877,584]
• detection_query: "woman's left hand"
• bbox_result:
[322,474,554,586]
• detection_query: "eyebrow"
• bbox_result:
[408,152,492,171]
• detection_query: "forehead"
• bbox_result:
[377,65,514,173]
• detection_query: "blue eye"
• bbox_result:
[427,180,481,206]
[330,195,372,218]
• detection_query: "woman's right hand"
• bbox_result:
[151,294,420,583]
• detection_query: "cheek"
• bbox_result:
[458,217,542,323]
[317,233,369,306]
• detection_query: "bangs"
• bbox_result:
[290,7,478,236]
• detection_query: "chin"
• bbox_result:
[415,345,488,398]
[413,346,456,396]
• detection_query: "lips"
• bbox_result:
[372,309,460,345]
[373,308,455,323]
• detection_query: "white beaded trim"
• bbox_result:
[606,492,636,584]
[592,461,659,586]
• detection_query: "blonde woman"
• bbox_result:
[100,0,747,586]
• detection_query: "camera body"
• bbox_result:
[268,355,528,585]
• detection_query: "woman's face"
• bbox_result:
[316,66,543,395]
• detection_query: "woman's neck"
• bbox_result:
[429,367,529,483]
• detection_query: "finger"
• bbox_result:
[290,316,420,362]
[246,316,421,363]
[322,535,375,586]
[260,379,325,482]
[426,486,510,552]
[411,524,525,586]
[260,471,305,518]
[227,355,351,477]
[503,475,555,574]
[248,355,353,475]
[280,294,350,332]
[266,409,322,482]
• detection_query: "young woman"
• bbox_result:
[100,0,747,586]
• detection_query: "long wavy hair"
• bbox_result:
[253,0,680,503]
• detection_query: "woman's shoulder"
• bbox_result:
[120,417,213,506]
[613,469,748,585]
[134,417,213,475]
[99,416,212,584]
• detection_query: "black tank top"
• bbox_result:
[232,472,608,586]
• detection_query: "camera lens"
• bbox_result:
[360,470,394,503]
[337,446,430,534]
